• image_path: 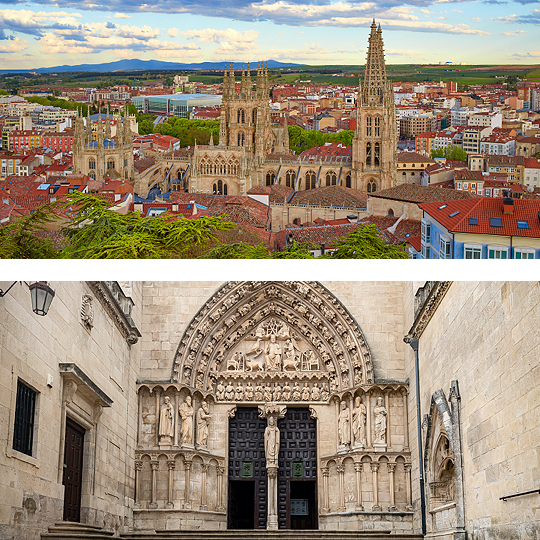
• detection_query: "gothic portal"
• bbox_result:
[135,281,412,532]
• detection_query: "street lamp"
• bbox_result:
[29,282,55,316]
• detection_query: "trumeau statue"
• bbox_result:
[353,396,367,447]
[264,416,280,466]
[179,396,194,445]
[374,396,387,443]
[196,401,211,449]
[338,401,351,446]
[265,335,282,371]
[158,396,174,442]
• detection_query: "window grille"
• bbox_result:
[13,380,36,456]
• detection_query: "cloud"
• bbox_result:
[471,17,482,21]
[0,35,27,51]
[116,24,160,39]
[113,12,130,18]
[181,27,259,44]
[0,8,82,37]
[167,27,179,37]
[511,50,540,57]
[499,8,540,24]
[501,29,527,34]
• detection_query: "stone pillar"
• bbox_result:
[166,460,175,508]
[385,392,392,450]
[183,454,193,509]
[354,462,364,511]
[154,388,161,447]
[337,461,346,512]
[404,463,413,511]
[216,465,225,511]
[150,459,159,508]
[174,392,180,447]
[201,463,209,510]
[135,460,142,504]
[371,462,381,511]
[366,391,372,449]
[137,392,143,448]
[388,463,397,511]
[267,466,279,530]
[322,466,330,513]
[402,390,410,452]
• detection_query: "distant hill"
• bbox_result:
[0,59,305,74]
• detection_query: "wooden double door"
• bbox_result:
[228,407,317,530]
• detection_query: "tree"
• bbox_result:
[271,240,315,259]
[430,144,468,161]
[321,224,409,259]
[198,242,270,259]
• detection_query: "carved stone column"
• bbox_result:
[150,459,159,508]
[322,466,330,513]
[137,392,143,448]
[174,392,180,447]
[388,463,397,511]
[183,454,193,509]
[154,388,161,447]
[165,460,175,508]
[216,465,225,511]
[385,392,392,450]
[354,462,364,511]
[135,460,142,504]
[404,463,413,511]
[366,391,372,449]
[402,390,410,452]
[337,461,346,512]
[267,466,279,530]
[201,463,209,510]
[371,462,381,511]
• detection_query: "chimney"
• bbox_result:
[503,197,514,214]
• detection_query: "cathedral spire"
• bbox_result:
[361,19,388,106]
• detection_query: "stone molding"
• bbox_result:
[87,281,141,345]
[59,363,113,408]
[404,281,452,342]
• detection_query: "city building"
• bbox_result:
[131,94,222,119]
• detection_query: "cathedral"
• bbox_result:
[135,22,397,197]
[72,106,136,182]
[1,280,538,540]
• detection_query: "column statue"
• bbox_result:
[264,416,280,466]
[196,400,211,449]
[338,400,351,452]
[373,396,387,449]
[352,396,367,448]
[159,396,174,444]
[179,395,194,446]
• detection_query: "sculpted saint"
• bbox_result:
[179,396,194,445]
[338,401,351,446]
[374,396,387,443]
[264,416,280,466]
[265,335,282,371]
[196,401,211,448]
[352,396,367,446]
[159,396,174,440]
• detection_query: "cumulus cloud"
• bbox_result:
[0,8,82,37]
[167,27,179,37]
[113,12,130,18]
[181,27,258,44]
[0,35,27,51]
[502,29,527,34]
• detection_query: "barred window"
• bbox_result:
[13,380,36,456]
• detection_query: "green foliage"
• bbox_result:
[0,204,60,259]
[59,193,235,259]
[198,242,270,259]
[137,116,220,146]
[24,95,90,116]
[321,224,408,259]
[430,145,468,161]
[271,240,316,259]
[288,126,354,154]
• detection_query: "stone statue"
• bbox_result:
[301,383,310,401]
[265,335,282,371]
[272,384,282,402]
[311,383,320,401]
[159,396,174,442]
[283,339,299,371]
[179,396,194,445]
[235,383,244,401]
[255,383,263,401]
[352,396,367,447]
[282,383,291,401]
[374,396,387,443]
[264,416,280,466]
[216,381,225,401]
[196,401,211,448]
[264,384,272,402]
[292,382,301,401]
[245,382,254,401]
[225,381,234,401]
[338,401,351,446]
[321,383,329,401]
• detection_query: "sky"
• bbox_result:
[0,0,539,70]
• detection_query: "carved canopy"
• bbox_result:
[171,282,374,398]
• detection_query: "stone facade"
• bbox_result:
[1,280,538,540]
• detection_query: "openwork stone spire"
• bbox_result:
[361,20,388,106]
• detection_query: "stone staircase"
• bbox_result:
[41,521,116,539]
[121,531,423,540]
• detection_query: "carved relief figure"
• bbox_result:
[273,384,282,402]
[81,294,94,329]
[282,383,291,401]
[159,396,174,442]
[352,396,367,447]
[338,401,351,446]
[283,339,300,371]
[225,381,234,401]
[264,417,280,466]
[265,335,282,371]
[235,383,244,401]
[292,382,301,401]
[374,396,387,443]
[311,383,320,401]
[264,384,272,402]
[216,382,225,401]
[179,396,194,445]
[196,401,211,448]
[301,383,310,401]
[321,383,330,402]
[255,383,263,401]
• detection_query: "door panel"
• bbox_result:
[62,418,85,522]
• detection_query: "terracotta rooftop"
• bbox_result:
[289,186,368,208]
[247,184,293,203]
[397,152,436,164]
[370,184,478,204]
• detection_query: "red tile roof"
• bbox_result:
[247,184,293,203]
[419,197,540,237]
[370,183,477,204]
[290,186,368,207]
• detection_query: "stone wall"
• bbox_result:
[0,281,142,540]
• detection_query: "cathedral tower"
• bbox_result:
[352,21,397,192]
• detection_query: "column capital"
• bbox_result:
[150,460,159,471]
[167,460,176,470]
[370,462,380,472]
[387,463,397,473]
[321,466,330,477]
[216,465,225,476]
[202,463,210,473]
[336,465,345,475]
[354,462,363,473]
[404,463,412,472]
[135,460,143,471]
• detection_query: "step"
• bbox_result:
[41,521,116,539]
[121,533,423,540]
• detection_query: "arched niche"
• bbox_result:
[171,282,374,400]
